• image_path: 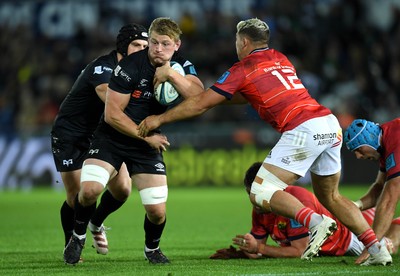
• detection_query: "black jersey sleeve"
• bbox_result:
[87,53,116,88]
[172,53,199,77]
[108,55,139,95]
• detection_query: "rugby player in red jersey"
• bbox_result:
[344,118,400,264]
[210,162,399,259]
[138,18,391,265]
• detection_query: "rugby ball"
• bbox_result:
[154,62,185,105]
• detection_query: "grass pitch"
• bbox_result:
[0,186,398,275]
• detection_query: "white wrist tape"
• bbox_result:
[353,200,363,210]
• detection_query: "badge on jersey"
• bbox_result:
[290,219,303,229]
[94,66,112,75]
[217,71,230,84]
[277,220,287,230]
[94,66,104,74]
[386,153,396,171]
[114,65,132,82]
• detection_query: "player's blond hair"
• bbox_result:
[149,17,182,42]
[236,18,269,44]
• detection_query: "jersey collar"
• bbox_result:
[249,47,269,55]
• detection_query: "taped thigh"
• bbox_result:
[139,186,168,205]
[250,166,288,206]
[80,164,110,188]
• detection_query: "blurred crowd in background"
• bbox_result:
[1,0,400,141]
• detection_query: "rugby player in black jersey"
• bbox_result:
[63,17,204,265]
[51,23,148,259]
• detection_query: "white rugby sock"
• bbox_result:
[309,214,323,229]
[72,230,86,240]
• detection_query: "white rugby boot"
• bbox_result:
[361,239,392,266]
[301,215,337,260]
[89,221,109,255]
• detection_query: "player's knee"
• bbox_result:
[79,183,103,205]
[66,187,79,206]
[250,166,287,206]
[120,177,132,198]
[144,203,167,224]
[109,180,132,202]
[118,184,131,201]
[146,207,166,224]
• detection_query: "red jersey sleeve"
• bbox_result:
[380,119,400,181]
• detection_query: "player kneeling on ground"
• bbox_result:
[210,162,400,259]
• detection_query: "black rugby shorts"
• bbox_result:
[51,132,91,172]
[87,135,166,176]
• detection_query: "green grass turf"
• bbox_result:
[0,186,399,275]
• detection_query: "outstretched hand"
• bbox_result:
[232,233,258,254]
[143,133,170,153]
[138,115,161,137]
[209,245,248,259]
[355,248,370,264]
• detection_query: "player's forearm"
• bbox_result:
[373,180,400,239]
[105,111,143,140]
[359,181,384,210]
[373,204,396,240]
[168,73,204,99]
[159,95,207,125]
[256,243,302,258]
[243,251,263,259]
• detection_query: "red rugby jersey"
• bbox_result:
[211,48,331,132]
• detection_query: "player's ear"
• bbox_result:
[242,36,250,49]
[174,39,181,51]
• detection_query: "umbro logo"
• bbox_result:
[154,163,165,172]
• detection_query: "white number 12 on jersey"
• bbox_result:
[271,69,305,90]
